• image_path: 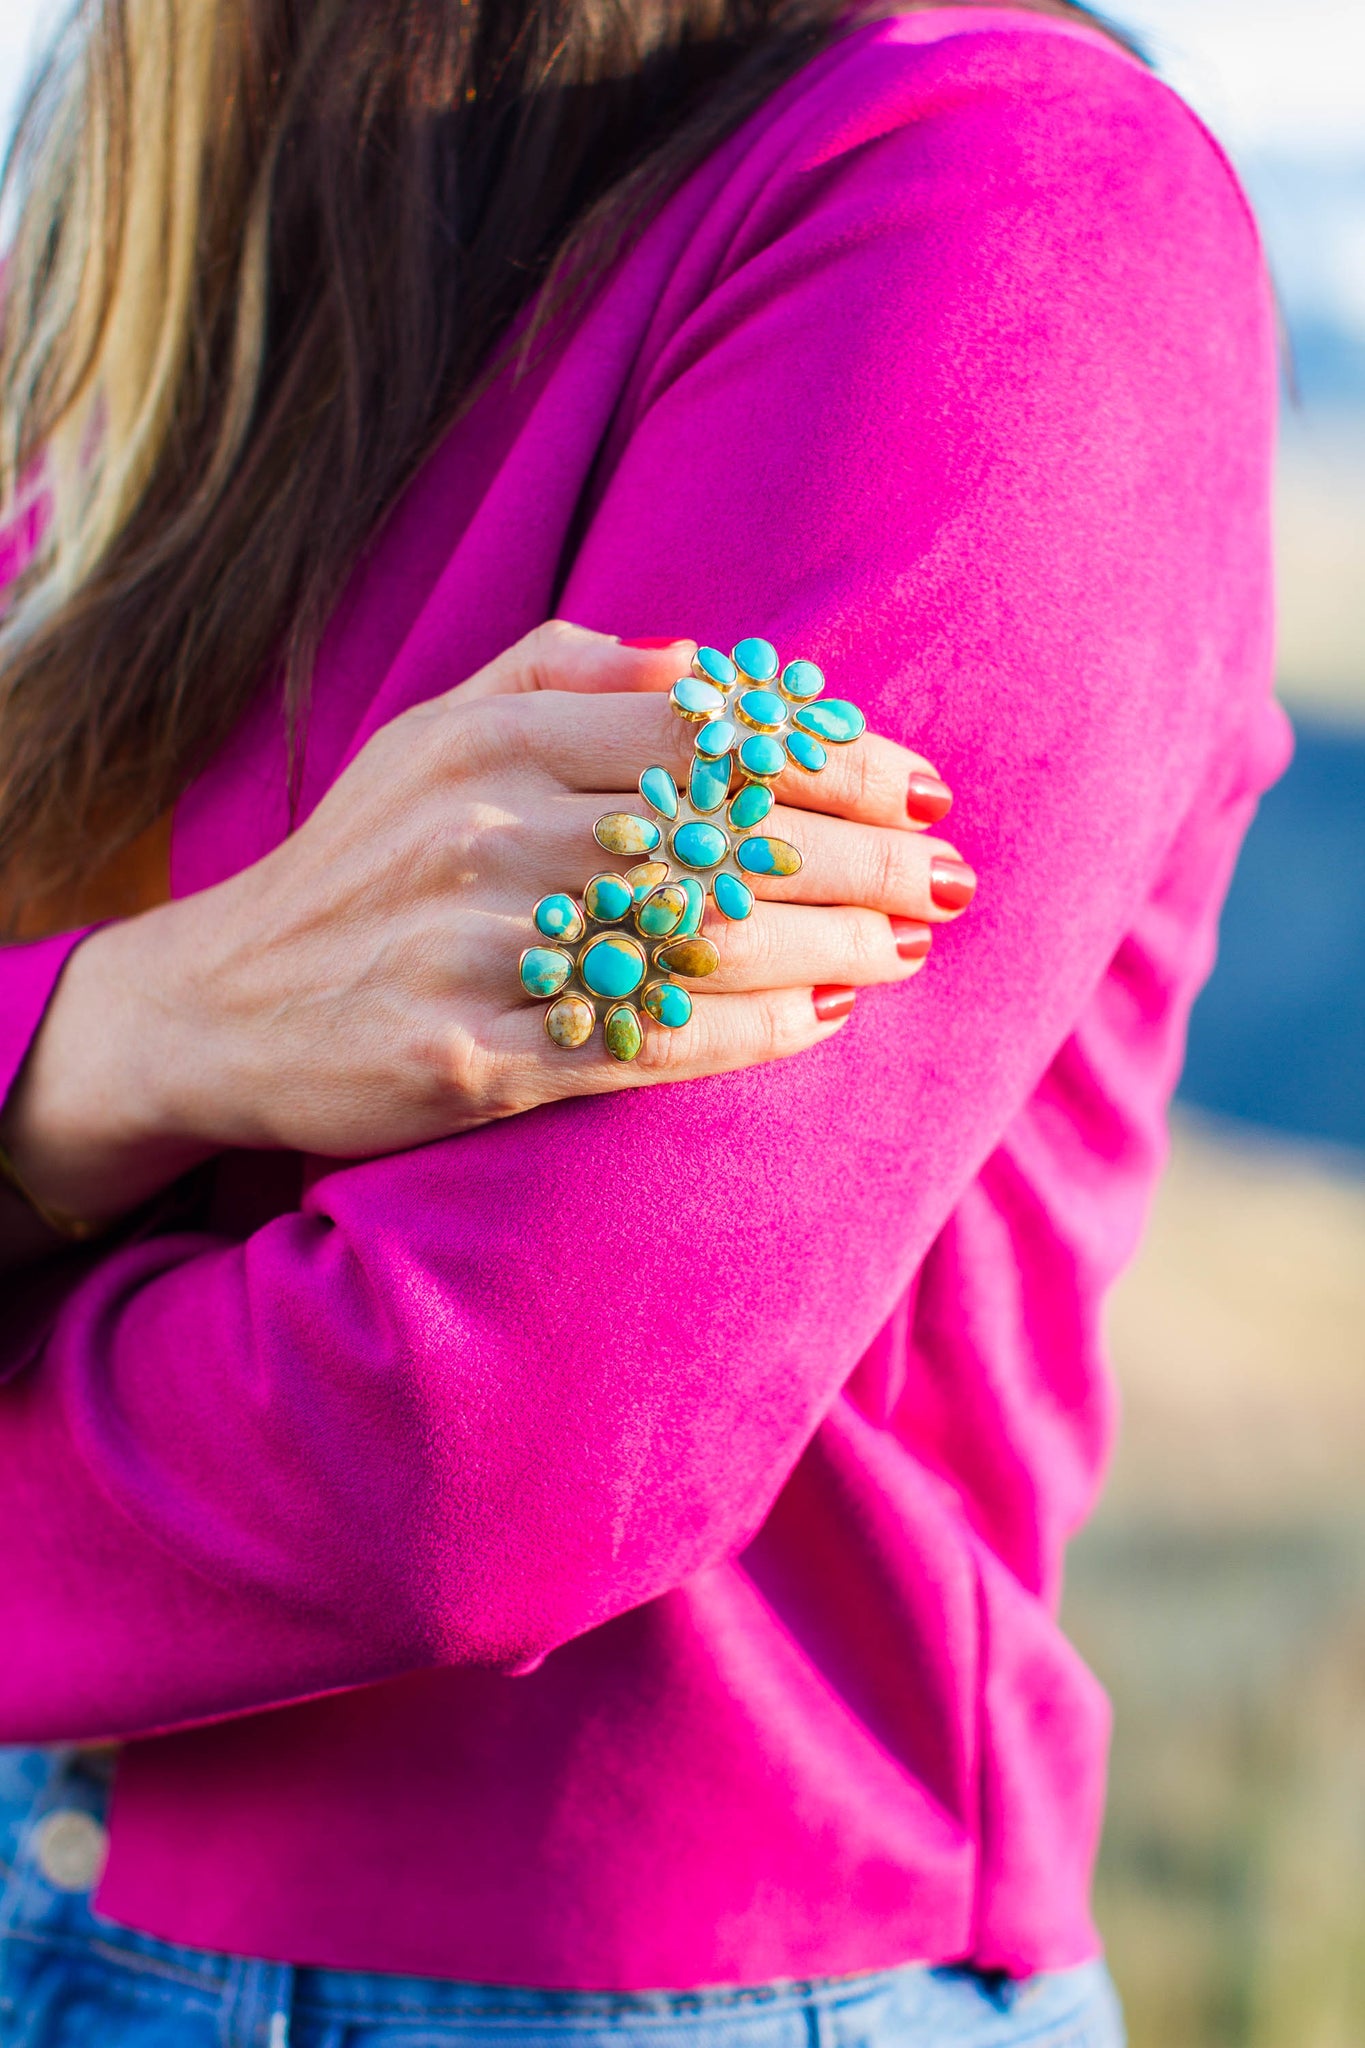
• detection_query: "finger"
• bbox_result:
[697,901,932,992]
[451,620,697,702]
[744,806,978,923]
[483,983,854,1107]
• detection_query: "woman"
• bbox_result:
[0,0,1285,2042]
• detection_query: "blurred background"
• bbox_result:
[0,3,1361,2044]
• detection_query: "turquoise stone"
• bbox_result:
[545,995,594,1048]
[695,719,737,758]
[736,835,802,877]
[670,675,725,721]
[780,658,824,702]
[694,646,738,688]
[732,637,779,683]
[594,812,661,856]
[519,947,572,998]
[640,766,679,819]
[712,872,754,922]
[794,698,866,744]
[689,752,731,814]
[738,734,785,780]
[670,820,728,870]
[583,873,633,923]
[644,980,693,1029]
[727,783,773,829]
[675,876,705,937]
[533,893,584,942]
[784,729,827,774]
[635,883,687,939]
[604,1004,643,1063]
[655,936,719,979]
[579,935,646,999]
[736,688,787,733]
[625,860,669,902]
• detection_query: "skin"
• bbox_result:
[0,624,973,1250]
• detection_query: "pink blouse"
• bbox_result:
[0,8,1287,1989]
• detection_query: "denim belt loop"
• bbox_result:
[223,1953,296,2048]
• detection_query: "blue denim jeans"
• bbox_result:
[0,1749,1124,2048]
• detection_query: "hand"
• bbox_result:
[1,624,974,1230]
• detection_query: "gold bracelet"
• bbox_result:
[0,1136,101,1242]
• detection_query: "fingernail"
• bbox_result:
[813,985,857,1022]
[906,773,953,825]
[930,858,977,912]
[889,917,933,961]
[620,636,688,649]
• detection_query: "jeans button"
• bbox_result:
[31,1809,109,1892]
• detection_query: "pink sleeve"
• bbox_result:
[0,33,1276,1741]
[0,931,94,1109]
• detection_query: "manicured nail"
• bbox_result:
[890,917,933,961]
[930,858,977,912]
[813,985,857,1022]
[620,636,688,649]
[906,773,953,825]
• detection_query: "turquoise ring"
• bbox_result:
[520,635,864,1059]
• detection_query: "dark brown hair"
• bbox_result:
[0,0,1127,901]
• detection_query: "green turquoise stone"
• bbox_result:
[640,766,679,819]
[675,876,705,937]
[579,935,646,999]
[736,835,802,877]
[689,752,731,813]
[584,873,633,923]
[694,647,738,688]
[670,675,725,720]
[604,1004,643,1063]
[655,936,719,979]
[737,688,787,732]
[727,783,773,829]
[671,821,728,870]
[533,893,584,942]
[695,719,737,759]
[520,947,573,998]
[795,698,866,744]
[713,872,754,922]
[784,729,827,774]
[738,734,785,780]
[594,812,662,856]
[545,995,594,1048]
[644,981,693,1029]
[635,884,687,939]
[780,659,824,702]
[625,861,669,902]
[732,637,779,683]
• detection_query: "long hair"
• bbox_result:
[0,0,1127,899]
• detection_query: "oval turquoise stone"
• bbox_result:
[670,675,725,720]
[594,812,662,856]
[579,935,646,999]
[604,1004,643,1063]
[695,719,737,759]
[674,875,706,937]
[713,872,754,922]
[728,783,773,829]
[795,698,866,744]
[732,637,779,683]
[694,646,738,688]
[780,658,824,702]
[519,947,572,998]
[534,893,584,942]
[689,752,731,814]
[635,884,687,940]
[626,860,669,902]
[736,835,802,877]
[584,873,633,923]
[738,734,786,780]
[737,688,787,732]
[644,981,693,1030]
[784,729,827,774]
[640,766,679,819]
[670,821,728,870]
